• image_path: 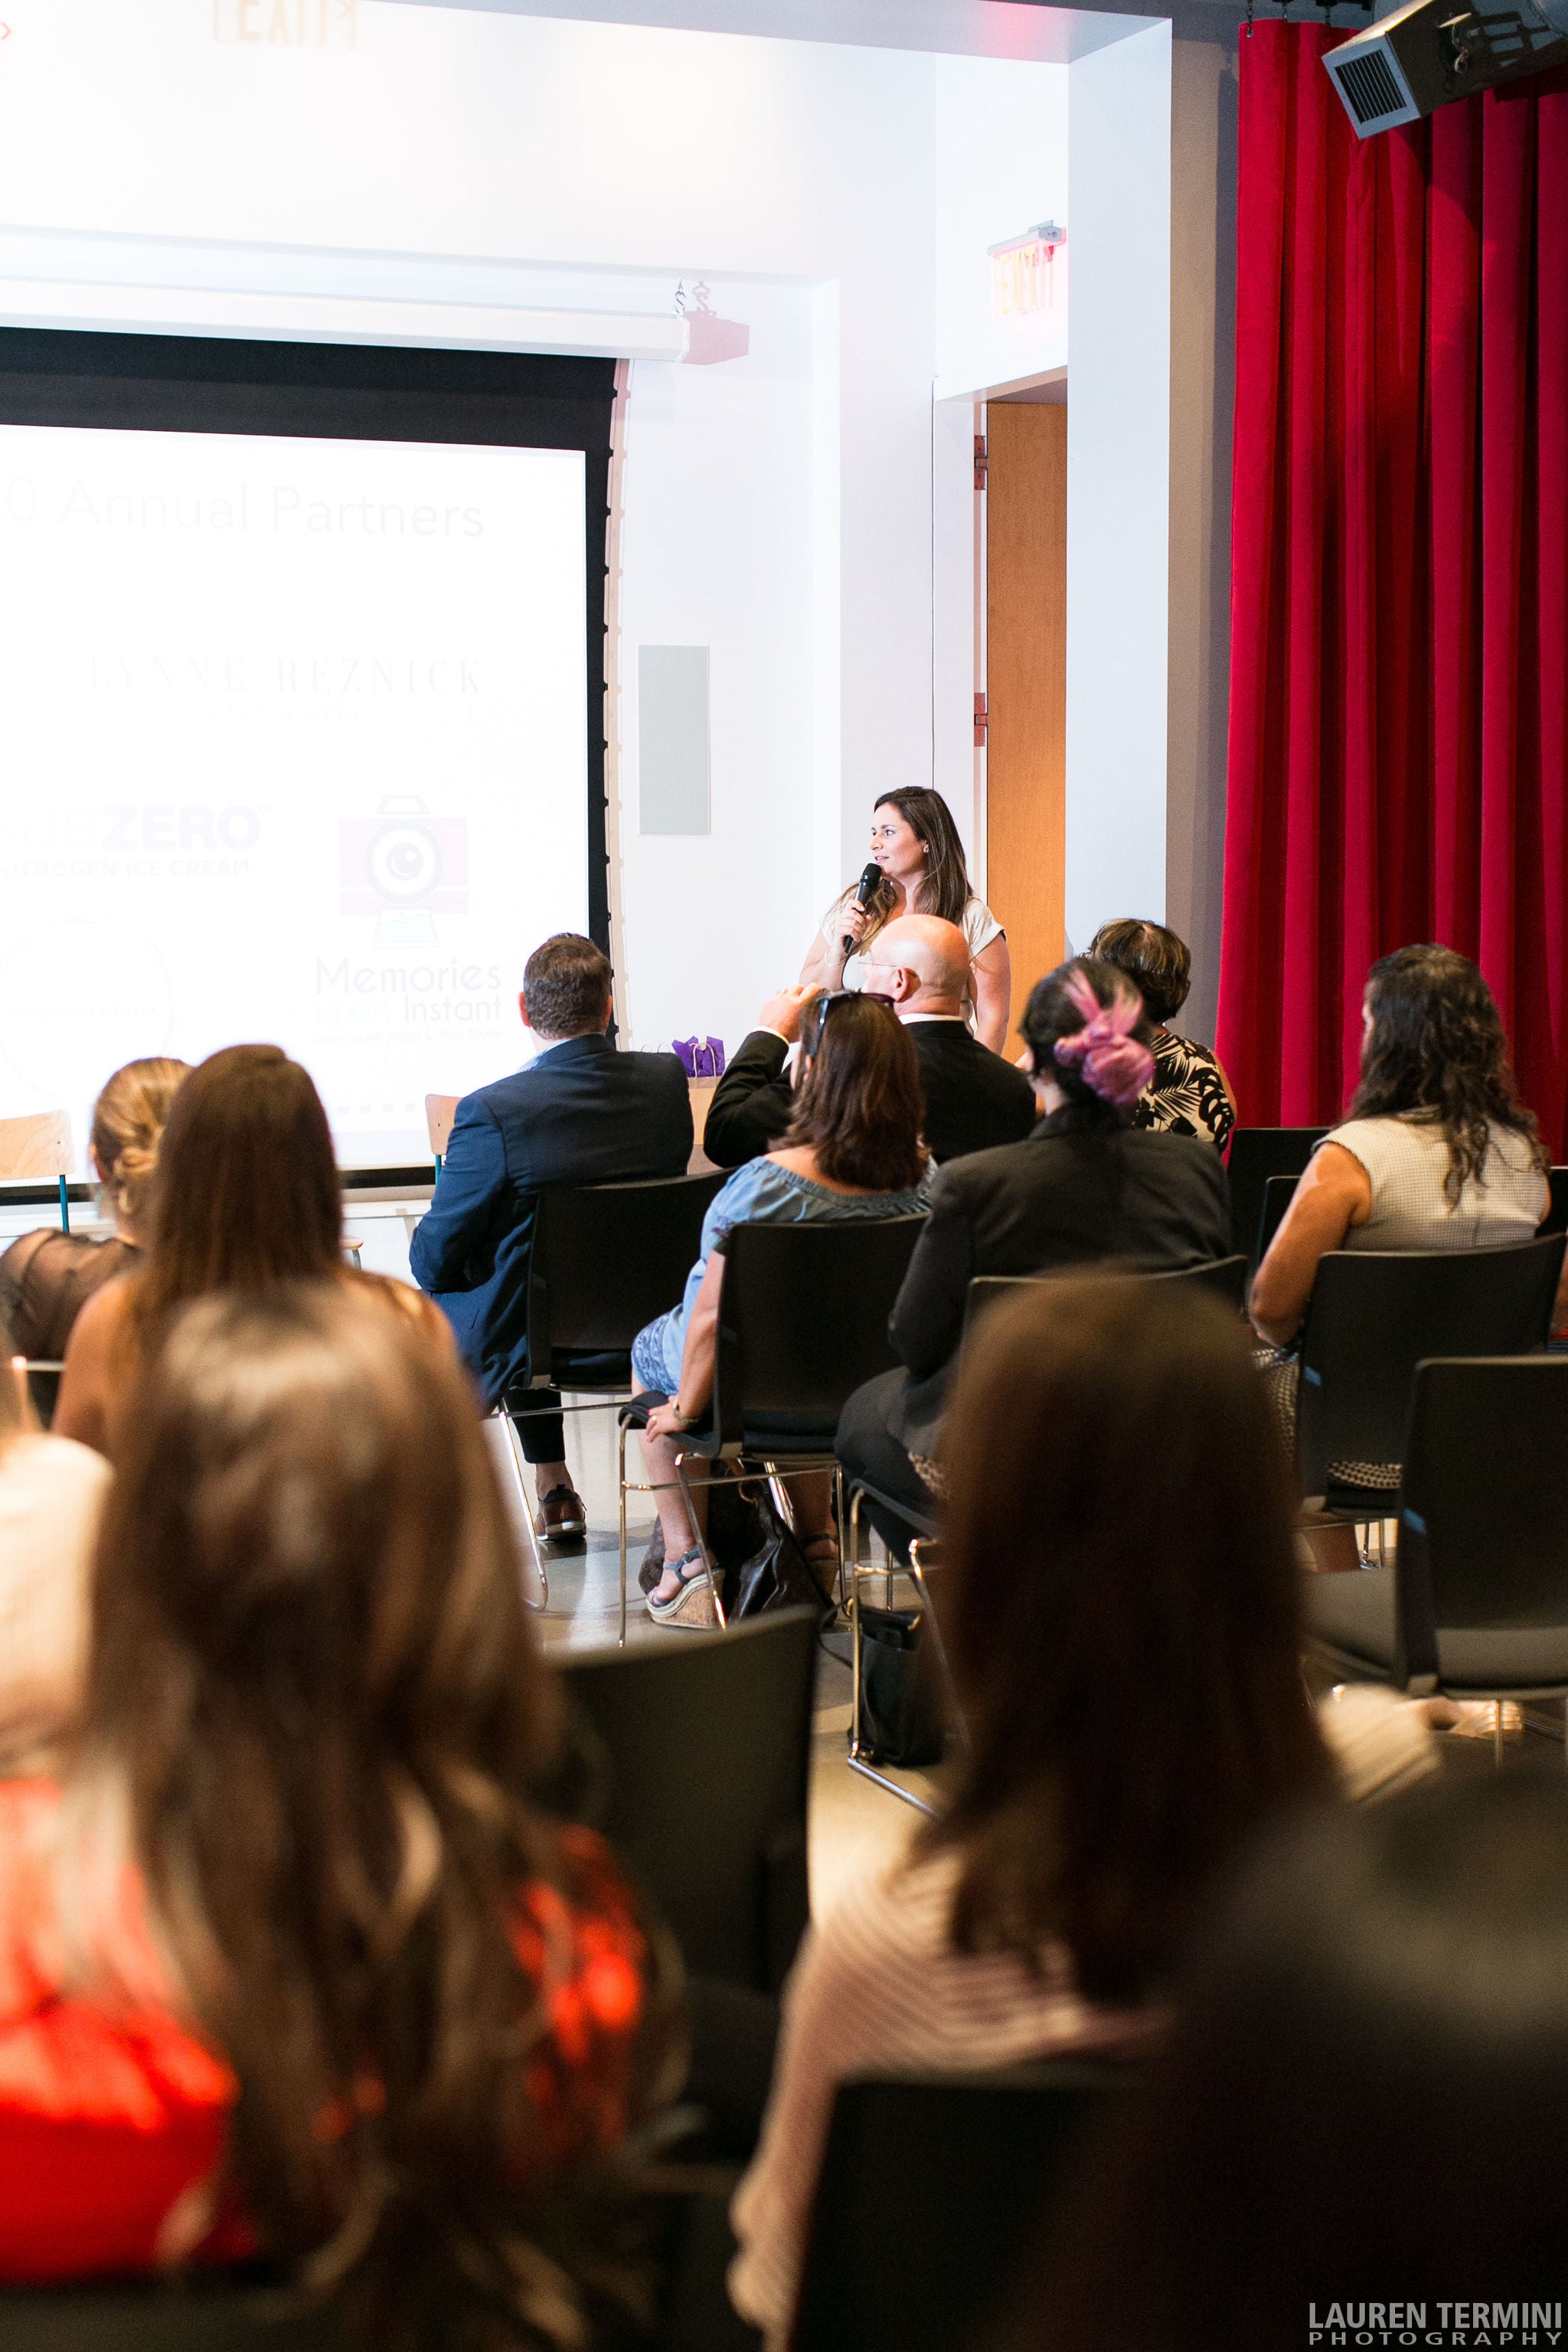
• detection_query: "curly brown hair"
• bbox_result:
[1349,945,1545,1204]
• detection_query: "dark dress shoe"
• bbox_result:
[535,1484,587,1551]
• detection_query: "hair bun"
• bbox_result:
[1054,972,1155,1109]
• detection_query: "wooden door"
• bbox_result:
[985,402,1067,1043]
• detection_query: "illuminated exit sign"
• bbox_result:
[988,222,1066,318]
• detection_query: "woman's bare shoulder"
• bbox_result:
[65,1269,139,1350]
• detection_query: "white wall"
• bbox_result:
[1063,18,1171,951]
[0,0,948,1057]
[934,54,1070,401]
[0,0,1165,1069]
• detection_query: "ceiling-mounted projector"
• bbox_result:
[1324,0,1568,135]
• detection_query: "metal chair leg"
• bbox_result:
[618,1418,629,1648]
[846,1488,938,1818]
[673,1449,727,1628]
[908,1540,969,1759]
[497,1409,548,1612]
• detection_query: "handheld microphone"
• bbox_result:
[842,862,882,960]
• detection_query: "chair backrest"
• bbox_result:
[0,2282,345,2350]
[1297,1236,1567,1498]
[0,1110,72,1182]
[21,1363,61,1429]
[963,1255,1247,1341]
[789,2062,1134,2352]
[423,1093,459,1160]
[1226,1125,1327,1266]
[1142,1253,1249,1310]
[527,1171,727,1364]
[1541,1167,1568,1237]
[1396,1359,1568,1673]
[713,1217,926,1442]
[557,1609,818,1993]
[1256,1170,1299,1265]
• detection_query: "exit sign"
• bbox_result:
[212,0,356,45]
[988,222,1066,318]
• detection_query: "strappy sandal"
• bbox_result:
[645,1547,720,1628]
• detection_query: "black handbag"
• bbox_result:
[635,1449,830,1619]
[728,1475,833,1620]
[855,1602,948,1767]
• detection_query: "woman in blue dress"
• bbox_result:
[632,991,929,1626]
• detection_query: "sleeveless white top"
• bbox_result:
[1318,1113,1546,1250]
[822,889,1003,994]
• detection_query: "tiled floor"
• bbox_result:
[491,1398,938,1919]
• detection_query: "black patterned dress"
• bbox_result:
[1131,1029,1234,1151]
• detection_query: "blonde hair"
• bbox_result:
[90,1058,190,1236]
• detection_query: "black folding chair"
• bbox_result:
[1226,1125,1328,1269]
[498,1171,725,1606]
[789,2062,1135,2352]
[0,2280,345,2351]
[21,1361,61,1428]
[619,1216,926,1638]
[1295,1236,1565,1518]
[1308,1357,1568,1761]
[557,1609,818,1992]
[1255,1171,1299,1267]
[1540,1167,1568,1237]
[962,1254,1248,1338]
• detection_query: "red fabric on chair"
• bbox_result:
[1217,23,1568,1149]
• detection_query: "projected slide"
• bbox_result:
[0,423,589,1167]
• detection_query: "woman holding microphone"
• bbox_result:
[800,788,1012,1053]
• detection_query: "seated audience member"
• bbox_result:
[0,1283,668,2320]
[55,1044,447,1458]
[1023,1774,1568,2347]
[632,991,928,1627]
[411,933,692,1550]
[0,1345,109,1766]
[799,788,1012,1051]
[0,1057,188,1360]
[1088,919,1234,1148]
[1251,942,1552,1353]
[704,918,1036,1172]
[837,959,1232,1539]
[730,1276,1431,2347]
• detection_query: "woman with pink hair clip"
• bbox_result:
[836,956,1234,1546]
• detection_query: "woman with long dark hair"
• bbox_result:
[632,990,929,1625]
[55,1044,448,1455]
[1019,1774,1568,2349]
[1252,944,1551,1349]
[799,789,1013,1052]
[836,956,1231,1540]
[730,1276,1427,2348]
[0,1283,669,2338]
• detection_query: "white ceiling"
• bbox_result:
[368,0,1152,64]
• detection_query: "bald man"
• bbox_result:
[703,913,1036,1171]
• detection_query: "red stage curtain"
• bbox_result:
[1215,23,1568,1150]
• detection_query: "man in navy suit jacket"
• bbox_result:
[410,933,692,1546]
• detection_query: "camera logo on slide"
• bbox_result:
[340,796,467,916]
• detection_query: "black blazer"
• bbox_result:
[889,1102,1233,1424]
[701,1021,1037,1171]
[409,1033,693,1406]
[902,1018,1037,1163]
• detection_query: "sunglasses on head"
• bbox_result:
[799,988,860,1056]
